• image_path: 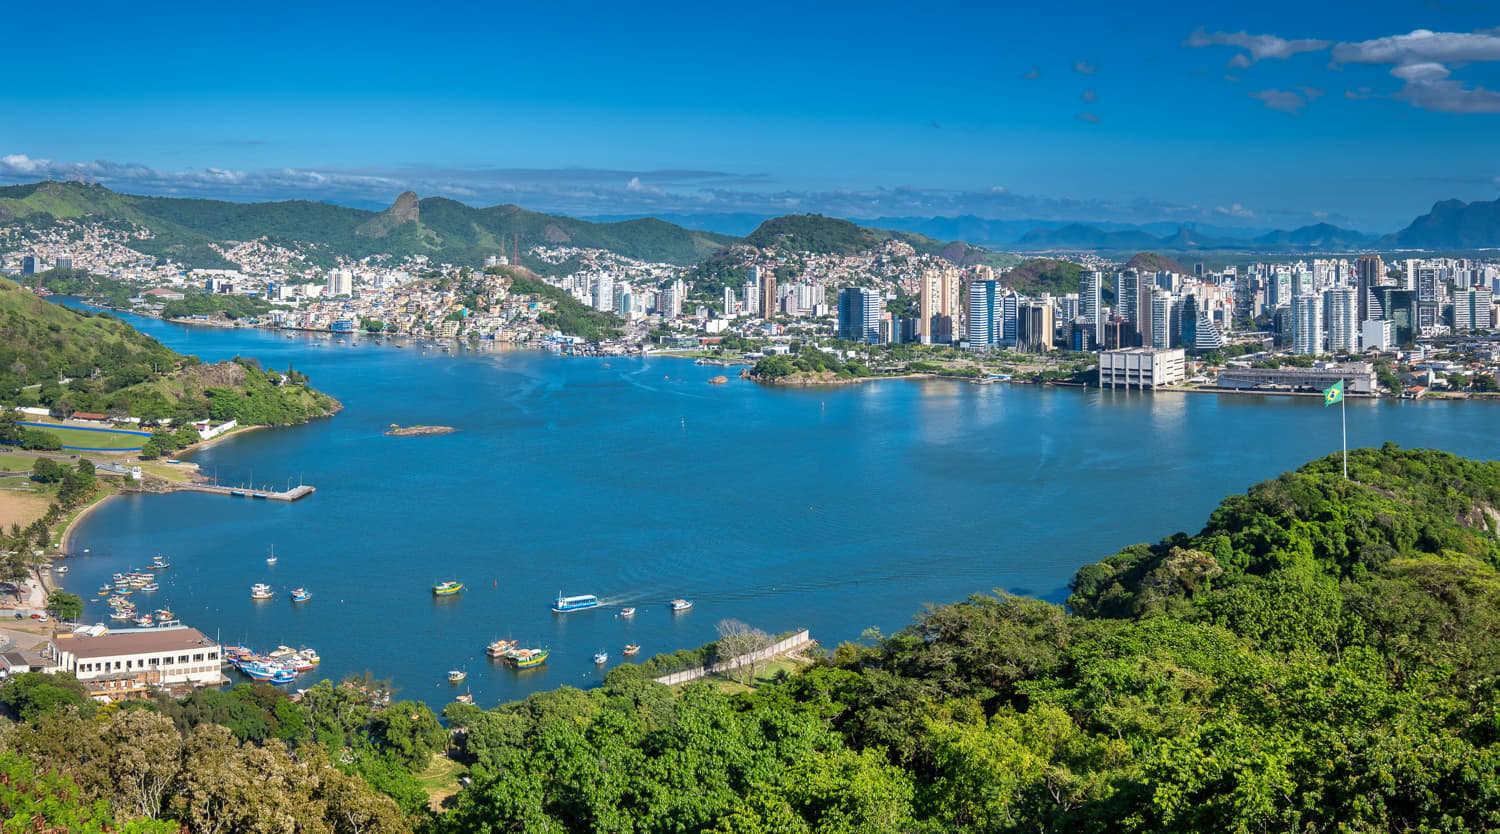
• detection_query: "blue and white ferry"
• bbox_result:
[552,593,600,613]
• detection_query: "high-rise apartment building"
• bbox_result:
[1325,287,1358,354]
[837,287,882,343]
[1017,302,1054,353]
[966,280,1000,349]
[1292,293,1324,355]
[1453,288,1494,331]
[758,269,777,320]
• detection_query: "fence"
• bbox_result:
[652,629,813,686]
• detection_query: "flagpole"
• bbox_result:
[1341,375,1348,480]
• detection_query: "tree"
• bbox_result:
[0,671,94,721]
[47,591,83,622]
[369,700,446,771]
[716,619,772,684]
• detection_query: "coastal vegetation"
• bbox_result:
[0,278,339,425]
[8,445,1500,831]
[502,270,624,343]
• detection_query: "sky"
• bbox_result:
[3,0,1499,232]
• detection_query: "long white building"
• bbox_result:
[48,626,223,701]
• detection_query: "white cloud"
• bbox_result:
[1331,29,1500,65]
[1249,88,1313,114]
[1184,28,1331,64]
[1330,29,1500,114]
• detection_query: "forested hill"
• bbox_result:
[8,445,1500,832]
[0,278,339,426]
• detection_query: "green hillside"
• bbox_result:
[0,277,338,426]
[7,446,1500,833]
[0,182,736,269]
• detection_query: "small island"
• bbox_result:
[385,424,456,437]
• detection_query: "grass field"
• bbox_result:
[0,455,36,473]
[416,754,467,811]
[19,425,144,451]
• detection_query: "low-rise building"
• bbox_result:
[48,626,223,701]
[1216,362,1377,395]
[1098,347,1186,390]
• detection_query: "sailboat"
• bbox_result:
[266,546,277,565]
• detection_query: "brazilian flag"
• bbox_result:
[1324,380,1344,406]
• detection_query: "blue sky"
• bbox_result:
[3,0,1499,231]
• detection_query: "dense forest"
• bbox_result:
[7,445,1500,831]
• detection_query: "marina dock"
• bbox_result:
[175,484,315,502]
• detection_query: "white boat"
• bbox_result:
[250,583,274,600]
[266,547,277,565]
[53,565,68,574]
[594,650,609,664]
[619,607,636,617]
[552,593,600,613]
[669,598,693,612]
[448,669,466,683]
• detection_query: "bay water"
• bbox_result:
[54,301,1500,707]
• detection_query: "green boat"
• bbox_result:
[432,581,464,596]
[504,648,549,669]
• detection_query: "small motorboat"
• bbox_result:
[594,650,609,665]
[455,692,474,704]
[623,644,640,657]
[619,607,636,617]
[448,669,467,683]
[290,588,311,602]
[669,598,693,612]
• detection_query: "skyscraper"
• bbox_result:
[759,269,777,320]
[966,280,1000,349]
[1080,270,1103,349]
[920,268,958,344]
[1453,288,1494,331]
[1355,254,1384,324]
[1116,270,1139,336]
[1292,293,1324,355]
[1017,302,1053,353]
[592,274,614,312]
[838,287,882,343]
[1325,287,1358,354]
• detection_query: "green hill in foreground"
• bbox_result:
[0,277,339,427]
[7,445,1500,833]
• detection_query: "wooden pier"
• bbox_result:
[176,484,316,502]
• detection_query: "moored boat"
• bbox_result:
[134,614,154,628]
[594,650,609,664]
[623,644,640,656]
[552,593,600,613]
[455,692,474,704]
[669,598,693,612]
[268,645,297,659]
[432,581,463,596]
[448,669,467,683]
[250,583,273,600]
[504,648,549,669]
[290,588,311,602]
[619,607,636,617]
[486,639,518,657]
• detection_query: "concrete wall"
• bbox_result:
[653,630,812,686]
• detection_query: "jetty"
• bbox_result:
[174,484,315,502]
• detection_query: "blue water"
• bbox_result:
[52,300,1500,708]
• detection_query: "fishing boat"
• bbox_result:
[268,645,297,659]
[455,692,474,704]
[623,644,641,657]
[290,588,312,602]
[108,609,133,621]
[154,608,174,620]
[504,648,549,669]
[250,583,274,600]
[448,669,467,683]
[486,639,518,657]
[619,607,636,617]
[139,582,159,592]
[288,653,316,672]
[133,614,154,628]
[241,661,296,684]
[96,585,111,596]
[432,581,463,596]
[594,650,609,665]
[552,593,600,613]
[300,648,320,665]
[669,598,694,612]
[150,555,170,570]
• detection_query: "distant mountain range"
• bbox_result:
[1,181,1498,271]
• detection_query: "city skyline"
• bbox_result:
[4,0,1499,230]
